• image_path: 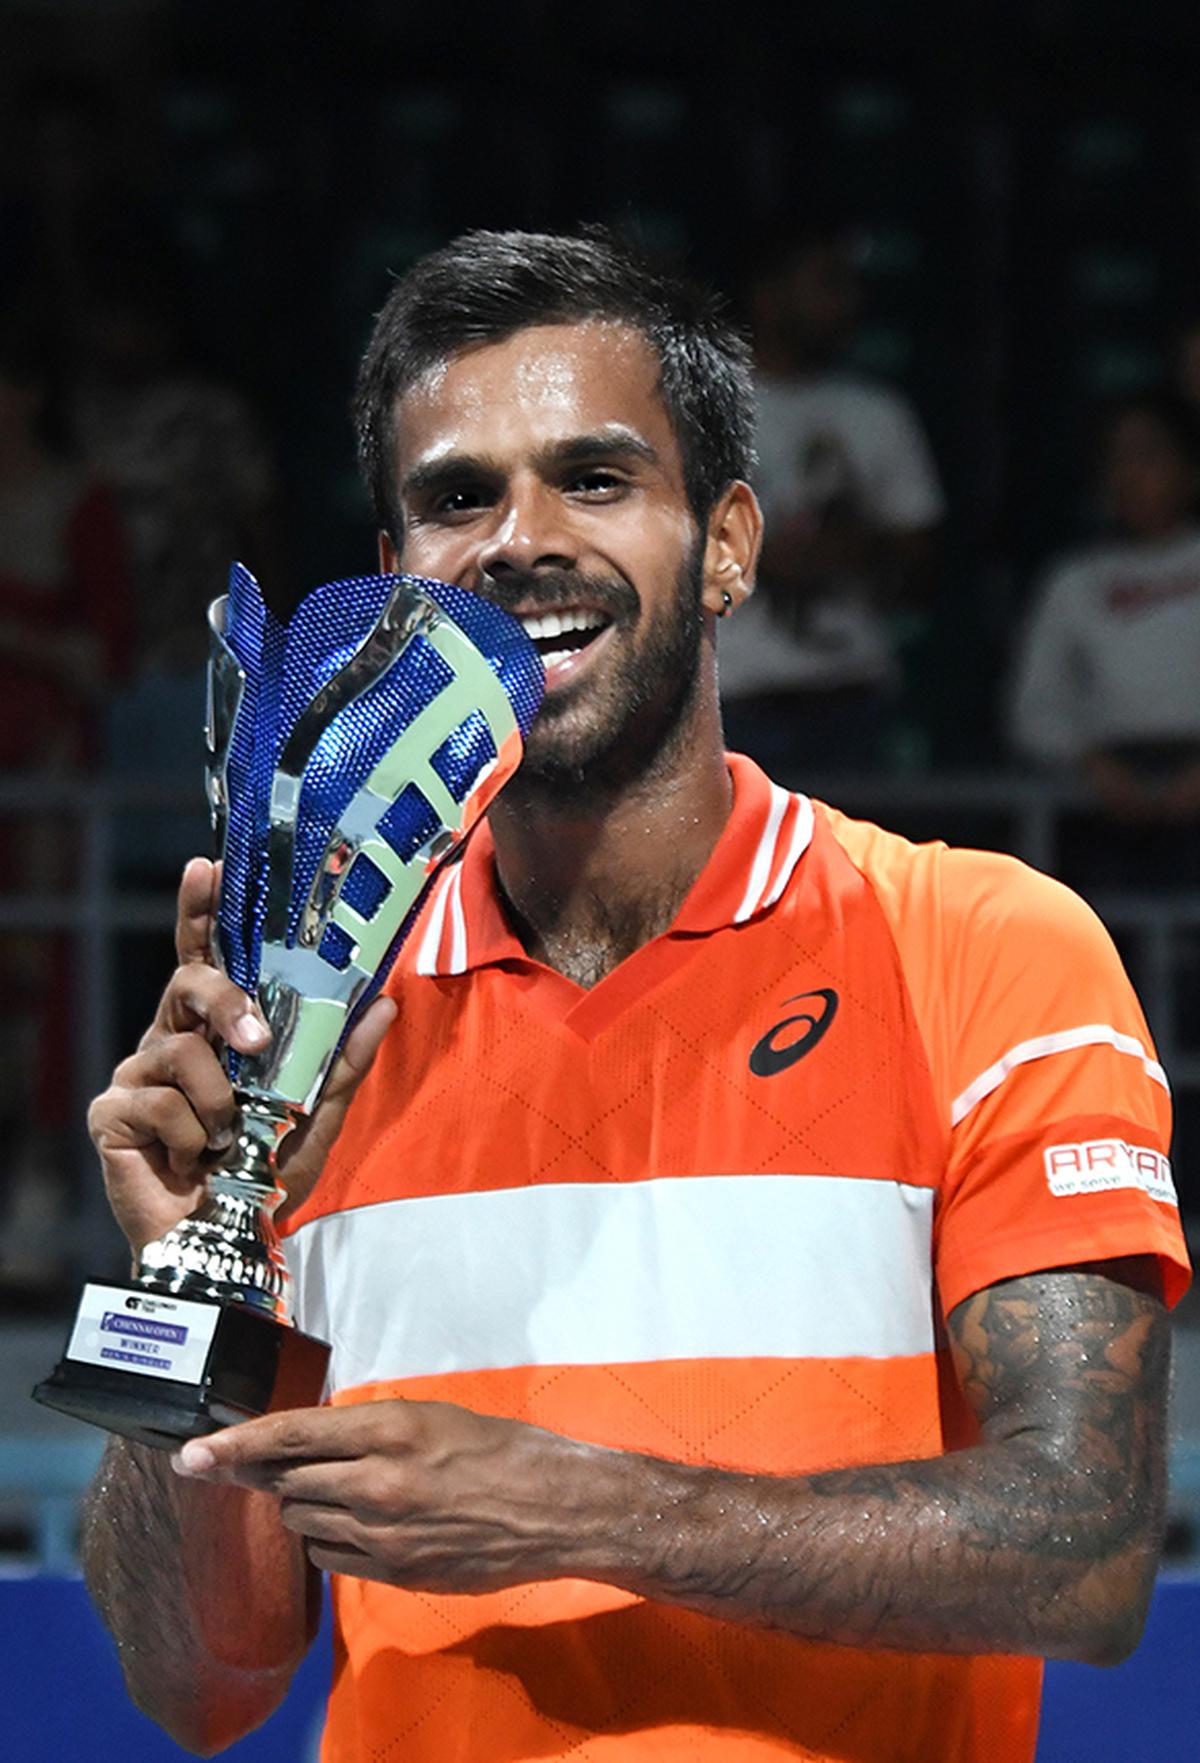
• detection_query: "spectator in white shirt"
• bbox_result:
[720,222,945,773]
[1010,389,1200,841]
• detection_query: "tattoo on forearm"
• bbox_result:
[603,1265,1170,1661]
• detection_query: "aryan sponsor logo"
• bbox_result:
[749,988,839,1078]
[1044,1138,1177,1205]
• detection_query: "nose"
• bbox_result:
[474,474,576,582]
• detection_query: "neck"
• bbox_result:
[488,684,732,988]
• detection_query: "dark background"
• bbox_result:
[2,0,1199,1290]
[4,0,1200,757]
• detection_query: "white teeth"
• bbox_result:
[541,649,573,668]
[519,608,607,642]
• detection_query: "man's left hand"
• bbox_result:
[171,1400,610,1593]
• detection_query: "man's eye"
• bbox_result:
[570,470,625,495]
[434,487,489,516]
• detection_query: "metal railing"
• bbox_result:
[0,776,204,1273]
[1,769,1199,1568]
[1,769,1198,1272]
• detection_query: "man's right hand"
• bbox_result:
[87,856,396,1257]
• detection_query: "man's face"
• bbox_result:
[387,321,708,791]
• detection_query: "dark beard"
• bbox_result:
[490,546,706,805]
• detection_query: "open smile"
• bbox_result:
[516,605,616,690]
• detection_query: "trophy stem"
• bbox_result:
[135,1100,298,1324]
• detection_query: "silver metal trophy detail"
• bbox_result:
[35,564,543,1448]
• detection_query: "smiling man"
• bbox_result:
[381,322,724,802]
[82,231,1189,1763]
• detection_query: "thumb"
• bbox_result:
[281,995,397,1182]
[326,994,397,1098]
[175,856,218,966]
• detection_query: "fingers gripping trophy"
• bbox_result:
[35,564,543,1449]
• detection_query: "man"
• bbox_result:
[720,220,944,772]
[1010,389,1200,864]
[82,230,1188,1763]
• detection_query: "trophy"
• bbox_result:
[34,564,543,1450]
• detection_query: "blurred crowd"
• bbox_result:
[2,63,1200,1298]
[725,222,1200,887]
[0,75,283,1292]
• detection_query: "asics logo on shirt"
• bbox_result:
[748,988,839,1077]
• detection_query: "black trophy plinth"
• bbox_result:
[33,1278,330,1452]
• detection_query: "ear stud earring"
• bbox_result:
[721,590,733,615]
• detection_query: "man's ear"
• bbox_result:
[700,481,762,619]
[378,531,400,574]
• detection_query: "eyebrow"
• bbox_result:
[544,428,661,471]
[401,427,662,500]
[401,454,499,499]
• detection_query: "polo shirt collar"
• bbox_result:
[411,753,814,976]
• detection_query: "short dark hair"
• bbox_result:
[353,227,755,542]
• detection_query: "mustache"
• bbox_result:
[477,568,638,625]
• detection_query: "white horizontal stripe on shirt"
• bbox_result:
[950,1023,1170,1128]
[285,1173,935,1394]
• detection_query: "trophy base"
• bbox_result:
[33,1278,330,1452]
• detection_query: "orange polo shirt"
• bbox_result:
[283,754,1189,1763]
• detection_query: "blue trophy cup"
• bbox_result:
[34,565,543,1449]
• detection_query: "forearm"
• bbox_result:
[171,1269,1168,1672]
[559,1270,1168,1666]
[82,1436,316,1754]
[564,1433,1160,1665]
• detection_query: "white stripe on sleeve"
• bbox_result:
[950,1023,1170,1128]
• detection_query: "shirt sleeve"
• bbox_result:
[932,854,1190,1314]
